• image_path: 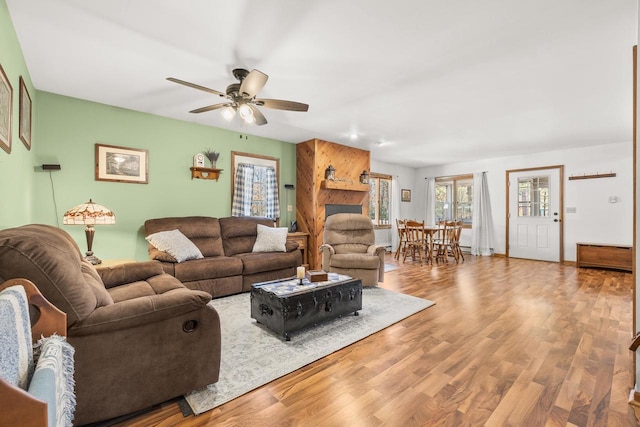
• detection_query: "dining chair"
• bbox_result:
[452,220,465,261]
[403,220,429,264]
[435,221,461,263]
[394,219,407,260]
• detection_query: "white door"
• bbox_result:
[508,167,562,262]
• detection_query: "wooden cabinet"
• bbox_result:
[576,243,632,272]
[287,232,309,268]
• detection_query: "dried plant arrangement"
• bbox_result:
[203,149,220,167]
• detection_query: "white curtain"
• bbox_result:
[471,172,494,256]
[391,176,401,252]
[424,178,435,225]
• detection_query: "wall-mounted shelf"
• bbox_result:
[568,172,616,181]
[190,167,222,181]
[321,180,370,192]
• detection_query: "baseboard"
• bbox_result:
[563,260,577,267]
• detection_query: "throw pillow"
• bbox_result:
[145,229,204,263]
[252,224,288,252]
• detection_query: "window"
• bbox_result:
[369,173,392,227]
[231,152,280,220]
[435,174,473,226]
[517,175,549,217]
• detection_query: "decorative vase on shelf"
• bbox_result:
[210,161,217,169]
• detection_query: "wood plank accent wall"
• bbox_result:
[296,138,371,270]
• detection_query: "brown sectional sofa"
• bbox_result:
[144,216,302,297]
[0,224,221,425]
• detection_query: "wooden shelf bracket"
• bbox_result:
[190,167,222,181]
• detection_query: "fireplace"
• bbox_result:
[325,204,363,218]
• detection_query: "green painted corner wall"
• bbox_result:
[1,1,297,263]
[0,0,37,228]
[32,91,297,261]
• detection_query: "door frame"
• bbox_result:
[505,165,564,263]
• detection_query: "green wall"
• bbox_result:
[1,1,297,262]
[32,92,297,261]
[0,0,37,228]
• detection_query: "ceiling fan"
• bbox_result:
[167,69,309,126]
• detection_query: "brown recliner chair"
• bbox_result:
[0,224,221,425]
[320,213,385,286]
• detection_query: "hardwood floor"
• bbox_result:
[115,255,638,427]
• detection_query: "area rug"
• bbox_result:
[384,263,399,272]
[184,286,434,415]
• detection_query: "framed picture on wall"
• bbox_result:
[0,64,12,154]
[19,77,32,150]
[95,143,149,184]
[401,188,411,202]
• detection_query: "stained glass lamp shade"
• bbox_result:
[62,199,115,265]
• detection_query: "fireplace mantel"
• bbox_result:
[321,180,370,192]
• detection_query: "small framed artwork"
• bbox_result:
[95,143,149,184]
[0,64,12,154]
[19,77,32,150]
[401,189,411,202]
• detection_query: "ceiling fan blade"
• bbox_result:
[189,103,231,114]
[255,98,309,112]
[239,69,268,98]
[167,77,226,98]
[249,105,268,126]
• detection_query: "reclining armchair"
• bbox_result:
[320,213,385,286]
[0,224,221,425]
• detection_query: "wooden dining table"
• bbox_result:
[398,223,441,264]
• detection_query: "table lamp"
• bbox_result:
[62,199,116,265]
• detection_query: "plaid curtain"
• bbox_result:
[232,163,254,217]
[264,166,279,219]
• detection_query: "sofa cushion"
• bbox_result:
[106,273,186,303]
[252,224,288,253]
[219,216,274,256]
[0,224,105,325]
[235,251,301,275]
[173,257,243,283]
[144,217,224,258]
[329,253,380,270]
[145,229,204,263]
[81,261,114,307]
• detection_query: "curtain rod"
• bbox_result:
[424,171,488,179]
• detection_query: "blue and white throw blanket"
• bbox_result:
[0,285,33,390]
[0,284,76,427]
[31,334,76,427]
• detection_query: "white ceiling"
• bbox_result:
[6,0,637,168]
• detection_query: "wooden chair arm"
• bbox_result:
[0,278,67,341]
[0,378,47,427]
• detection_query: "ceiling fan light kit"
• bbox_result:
[167,68,309,126]
[237,104,255,123]
[221,106,236,121]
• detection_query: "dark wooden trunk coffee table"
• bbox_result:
[250,274,362,341]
